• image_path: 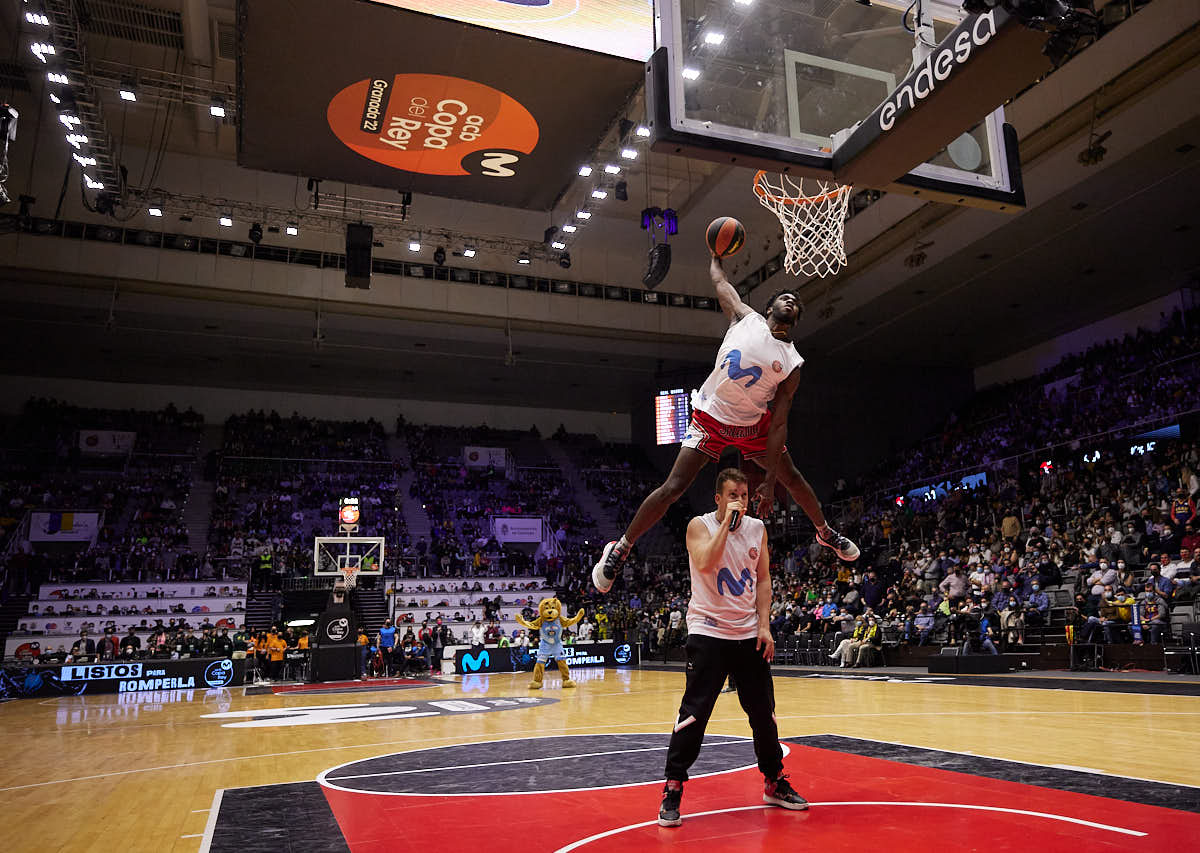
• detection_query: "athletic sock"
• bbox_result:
[614,536,632,557]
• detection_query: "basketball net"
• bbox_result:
[753,171,852,279]
[337,563,360,590]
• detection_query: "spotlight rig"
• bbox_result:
[960,0,1098,67]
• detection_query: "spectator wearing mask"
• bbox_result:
[912,602,936,646]
[378,620,397,675]
[469,620,486,646]
[860,572,885,611]
[830,618,867,668]
[1135,583,1170,645]
[1087,561,1118,595]
[1099,586,1134,644]
[853,617,883,666]
[978,608,999,655]
[1022,583,1050,641]
[1068,592,1102,644]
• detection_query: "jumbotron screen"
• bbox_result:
[655,389,691,446]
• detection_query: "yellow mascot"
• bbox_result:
[516,597,584,689]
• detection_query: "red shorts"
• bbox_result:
[681,408,784,461]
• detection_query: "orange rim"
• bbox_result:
[753,170,850,206]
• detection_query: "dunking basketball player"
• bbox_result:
[658,467,807,825]
[592,254,858,593]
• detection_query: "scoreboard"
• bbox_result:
[655,389,691,445]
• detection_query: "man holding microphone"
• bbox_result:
[658,467,808,827]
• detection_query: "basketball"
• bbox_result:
[706,216,746,257]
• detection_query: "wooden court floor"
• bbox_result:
[1,666,1197,852]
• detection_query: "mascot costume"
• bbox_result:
[516,597,584,689]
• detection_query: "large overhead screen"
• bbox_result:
[369,1,655,61]
[238,0,645,210]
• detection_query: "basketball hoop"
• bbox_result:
[753,171,852,279]
[337,563,360,590]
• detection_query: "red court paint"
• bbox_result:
[318,743,1198,852]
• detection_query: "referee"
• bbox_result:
[659,467,807,827]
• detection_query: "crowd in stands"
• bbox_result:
[224,411,389,459]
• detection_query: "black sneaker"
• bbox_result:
[658,780,683,826]
[591,540,625,593]
[815,525,860,561]
[763,774,808,810]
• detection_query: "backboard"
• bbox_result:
[314,536,385,579]
[648,0,1028,210]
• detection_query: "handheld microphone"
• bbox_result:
[729,510,740,531]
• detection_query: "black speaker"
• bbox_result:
[345,223,373,289]
[643,243,671,289]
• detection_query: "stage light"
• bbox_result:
[576,210,591,220]
[578,165,592,177]
[72,154,96,167]
[48,93,60,104]
[58,113,80,129]
[26,12,50,25]
[47,72,69,85]
[148,207,163,217]
[210,98,226,118]
[463,246,477,258]
[517,250,531,265]
[620,147,638,160]
[704,32,725,45]
[591,189,607,200]
[31,43,54,63]
[562,224,577,233]
[408,240,421,252]
[636,125,650,137]
[551,240,566,250]
[83,175,103,190]
[119,86,137,102]
[65,133,87,148]
[734,0,753,5]
[433,245,446,266]
[285,223,299,236]
[558,252,571,269]
[604,164,620,174]
[682,67,700,80]
[219,215,233,227]
[248,222,263,244]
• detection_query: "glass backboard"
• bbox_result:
[648,0,1025,209]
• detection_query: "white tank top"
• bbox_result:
[686,511,764,640]
[691,312,805,427]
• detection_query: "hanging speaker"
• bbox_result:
[643,243,671,290]
[345,223,373,289]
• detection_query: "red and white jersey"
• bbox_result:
[686,511,764,641]
[691,312,804,427]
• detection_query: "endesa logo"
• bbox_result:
[878,11,998,132]
[327,73,539,178]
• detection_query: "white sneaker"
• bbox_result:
[591,541,622,593]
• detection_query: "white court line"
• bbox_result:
[318,733,791,797]
[325,740,747,782]
[820,733,1200,791]
[189,808,210,812]
[553,802,1147,851]
[180,834,202,839]
[197,788,223,853]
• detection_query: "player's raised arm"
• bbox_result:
[711,255,753,324]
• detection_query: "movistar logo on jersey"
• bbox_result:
[721,349,761,387]
[462,650,490,672]
[716,567,754,597]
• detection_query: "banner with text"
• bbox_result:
[29,511,101,543]
[463,446,508,469]
[78,430,137,455]
[0,658,245,699]
[492,516,542,544]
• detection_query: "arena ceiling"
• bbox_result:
[0,0,1196,412]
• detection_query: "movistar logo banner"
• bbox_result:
[462,650,491,672]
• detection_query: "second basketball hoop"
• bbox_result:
[753,171,852,280]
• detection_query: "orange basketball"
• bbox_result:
[706,216,745,257]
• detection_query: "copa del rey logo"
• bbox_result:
[878,10,998,132]
[327,73,539,178]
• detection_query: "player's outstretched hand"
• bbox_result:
[756,626,775,662]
